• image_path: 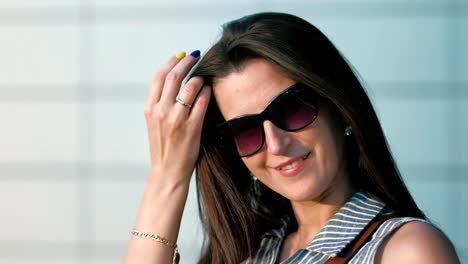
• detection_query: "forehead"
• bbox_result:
[213,59,295,120]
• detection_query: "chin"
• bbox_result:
[289,178,337,201]
[277,186,323,202]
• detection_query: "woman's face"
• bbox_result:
[214,59,351,203]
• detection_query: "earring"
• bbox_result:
[252,174,260,194]
[345,125,353,136]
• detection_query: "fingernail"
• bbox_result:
[176,51,186,59]
[190,50,201,58]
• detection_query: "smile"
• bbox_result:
[277,152,311,171]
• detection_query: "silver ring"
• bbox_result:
[176,97,192,108]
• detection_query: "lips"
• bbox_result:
[274,152,311,171]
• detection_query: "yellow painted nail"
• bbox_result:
[176,51,186,59]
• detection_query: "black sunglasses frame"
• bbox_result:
[216,83,319,157]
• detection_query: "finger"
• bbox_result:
[160,51,201,105]
[174,76,204,112]
[188,85,211,129]
[145,53,185,109]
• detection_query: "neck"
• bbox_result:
[289,173,356,247]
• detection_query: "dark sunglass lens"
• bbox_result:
[271,90,317,131]
[229,117,263,156]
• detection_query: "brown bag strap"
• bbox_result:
[325,213,398,264]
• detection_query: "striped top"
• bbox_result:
[242,191,426,264]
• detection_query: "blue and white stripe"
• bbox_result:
[242,191,427,264]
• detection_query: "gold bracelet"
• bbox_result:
[132,229,180,264]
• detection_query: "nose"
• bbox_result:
[263,120,291,155]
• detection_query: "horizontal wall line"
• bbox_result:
[0,240,465,259]
[0,162,147,181]
[0,3,467,25]
[0,162,466,182]
[0,240,125,259]
[0,81,467,103]
[368,81,468,100]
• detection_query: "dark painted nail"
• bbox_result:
[190,50,201,58]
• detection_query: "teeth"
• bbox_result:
[279,154,308,170]
[280,159,302,170]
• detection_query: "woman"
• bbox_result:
[124,12,459,263]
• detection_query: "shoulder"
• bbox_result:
[375,219,460,264]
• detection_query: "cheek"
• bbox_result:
[316,141,340,171]
[322,139,346,181]
[308,125,345,171]
[241,155,266,177]
[241,156,278,189]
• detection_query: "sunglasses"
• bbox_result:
[217,83,319,157]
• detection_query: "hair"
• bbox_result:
[189,12,425,264]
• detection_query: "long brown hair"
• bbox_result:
[190,12,425,264]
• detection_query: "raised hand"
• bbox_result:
[124,50,210,264]
[144,50,211,185]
